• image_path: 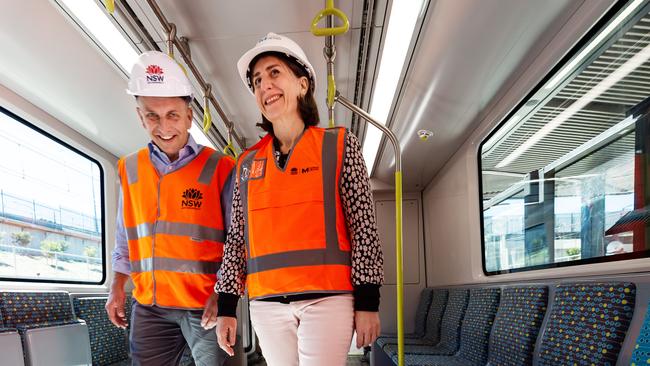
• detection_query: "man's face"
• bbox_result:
[136,96,192,161]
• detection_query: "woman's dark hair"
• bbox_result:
[249,51,319,134]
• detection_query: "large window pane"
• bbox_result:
[0,107,104,283]
[480,2,650,274]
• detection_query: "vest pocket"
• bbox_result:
[248,190,326,256]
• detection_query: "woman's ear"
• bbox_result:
[299,76,309,97]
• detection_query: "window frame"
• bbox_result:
[477,0,647,276]
[0,104,106,285]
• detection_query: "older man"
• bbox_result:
[106,51,234,366]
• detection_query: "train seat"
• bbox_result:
[537,282,636,365]
[376,288,447,349]
[486,286,548,366]
[0,291,91,366]
[72,296,130,366]
[392,288,500,366]
[376,288,434,349]
[631,299,650,365]
[382,288,469,359]
[0,328,25,366]
[0,308,25,366]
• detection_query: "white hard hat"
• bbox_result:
[237,32,316,95]
[127,51,193,97]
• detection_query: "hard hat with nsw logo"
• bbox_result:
[237,32,316,94]
[127,51,193,97]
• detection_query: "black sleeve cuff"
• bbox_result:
[217,292,240,318]
[353,284,381,312]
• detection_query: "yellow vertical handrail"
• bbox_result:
[335,92,404,366]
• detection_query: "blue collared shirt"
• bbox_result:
[112,136,234,275]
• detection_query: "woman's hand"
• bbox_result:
[354,311,380,348]
[216,316,238,356]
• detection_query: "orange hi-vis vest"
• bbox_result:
[118,146,234,309]
[237,126,353,300]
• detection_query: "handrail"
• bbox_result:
[310,0,350,37]
[336,92,405,366]
[145,0,245,150]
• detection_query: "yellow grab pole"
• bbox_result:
[395,170,404,366]
[335,92,404,366]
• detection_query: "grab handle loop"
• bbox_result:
[223,126,238,158]
[202,84,213,133]
[104,0,115,14]
[167,23,188,75]
[310,0,349,37]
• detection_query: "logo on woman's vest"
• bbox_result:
[181,188,203,209]
[241,158,267,182]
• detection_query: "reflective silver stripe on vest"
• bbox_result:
[125,221,225,242]
[198,150,224,185]
[131,257,221,274]
[244,128,351,274]
[125,152,139,185]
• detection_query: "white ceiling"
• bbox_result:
[0,0,619,192]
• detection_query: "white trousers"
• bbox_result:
[250,294,354,366]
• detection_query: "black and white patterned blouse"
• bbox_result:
[216,131,384,314]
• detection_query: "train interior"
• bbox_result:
[1,0,650,365]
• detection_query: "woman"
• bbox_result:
[216,32,384,366]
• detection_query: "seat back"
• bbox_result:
[0,291,76,328]
[73,296,129,366]
[487,286,548,366]
[456,288,500,365]
[434,288,469,354]
[538,282,636,365]
[413,288,434,338]
[630,300,650,365]
[422,289,448,344]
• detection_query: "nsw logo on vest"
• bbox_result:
[146,64,164,84]
[181,188,203,209]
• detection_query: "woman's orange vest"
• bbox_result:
[118,147,234,309]
[237,126,353,300]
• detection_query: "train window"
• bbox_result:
[479,1,650,274]
[0,107,104,284]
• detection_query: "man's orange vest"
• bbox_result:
[118,147,234,309]
[237,126,353,300]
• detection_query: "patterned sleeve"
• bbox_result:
[341,132,384,285]
[215,179,247,296]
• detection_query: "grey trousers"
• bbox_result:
[130,301,228,366]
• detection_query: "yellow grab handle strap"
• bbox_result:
[328,74,336,128]
[310,4,349,37]
[104,0,115,14]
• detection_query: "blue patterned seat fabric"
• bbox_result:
[73,297,130,366]
[376,288,434,349]
[376,289,447,349]
[384,288,468,358]
[391,288,500,366]
[537,282,636,366]
[630,301,650,366]
[0,291,80,331]
[487,286,548,366]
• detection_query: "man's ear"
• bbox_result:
[186,106,193,129]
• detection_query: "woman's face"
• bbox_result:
[251,55,308,123]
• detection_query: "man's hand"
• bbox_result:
[354,311,380,348]
[201,292,219,330]
[216,316,237,357]
[105,272,129,329]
